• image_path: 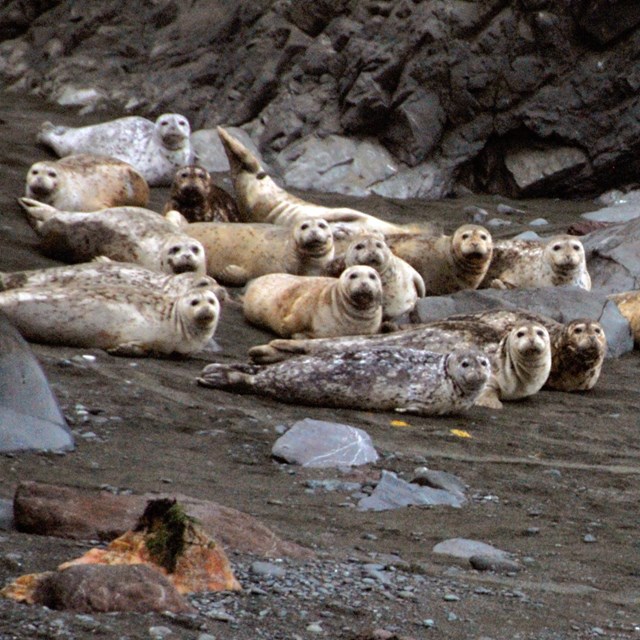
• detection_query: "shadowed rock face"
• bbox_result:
[1,0,639,199]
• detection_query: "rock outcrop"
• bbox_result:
[1,0,639,199]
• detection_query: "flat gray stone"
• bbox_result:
[411,467,467,501]
[191,126,269,174]
[272,419,378,468]
[358,470,464,511]
[433,538,510,561]
[0,499,14,530]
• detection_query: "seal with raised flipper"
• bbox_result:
[248,318,551,409]
[243,265,383,339]
[25,154,150,212]
[184,217,335,286]
[198,347,491,416]
[216,126,419,237]
[162,165,240,223]
[18,198,206,276]
[37,114,195,187]
[0,283,221,357]
[480,234,591,290]
[385,224,493,295]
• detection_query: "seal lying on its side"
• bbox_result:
[25,154,149,211]
[243,266,383,339]
[385,224,493,295]
[162,165,240,223]
[19,198,206,275]
[37,114,195,187]
[0,283,221,357]
[185,218,335,286]
[198,347,491,416]
[217,126,419,237]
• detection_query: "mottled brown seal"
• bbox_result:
[243,265,383,339]
[217,126,418,237]
[198,347,491,416]
[37,113,195,187]
[185,217,335,286]
[0,283,220,357]
[162,165,240,223]
[19,198,206,275]
[25,154,149,212]
[481,235,591,290]
[386,224,493,295]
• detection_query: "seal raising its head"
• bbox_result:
[198,347,491,416]
[25,154,149,212]
[37,114,194,186]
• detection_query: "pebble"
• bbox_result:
[149,627,173,639]
[486,218,513,227]
[306,622,323,633]
[497,203,525,215]
[583,534,598,543]
[251,561,287,578]
[528,217,549,226]
[443,594,460,602]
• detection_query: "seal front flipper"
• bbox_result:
[248,338,309,364]
[218,265,251,287]
[106,342,153,357]
[474,387,503,409]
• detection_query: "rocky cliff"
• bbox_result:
[1,0,639,199]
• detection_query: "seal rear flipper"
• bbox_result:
[106,342,153,357]
[248,338,309,363]
[197,362,257,391]
[218,265,251,287]
[17,197,59,230]
[474,386,503,409]
[216,127,263,176]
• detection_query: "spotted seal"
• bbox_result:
[185,217,335,286]
[37,114,195,186]
[0,283,220,357]
[198,347,491,416]
[162,165,240,223]
[25,154,149,212]
[481,234,591,290]
[385,224,493,295]
[19,198,206,275]
[217,126,419,237]
[243,265,383,339]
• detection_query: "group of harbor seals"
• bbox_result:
[481,235,591,290]
[217,126,418,237]
[243,266,383,339]
[386,224,493,296]
[38,114,195,186]
[19,198,206,276]
[163,165,240,223]
[185,218,335,286]
[25,154,149,211]
[198,347,491,416]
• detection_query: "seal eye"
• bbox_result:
[572,244,581,251]
[190,299,200,307]
[480,358,488,367]
[48,171,57,178]
[375,242,384,249]
[536,329,545,337]
[190,245,200,254]
[168,246,180,255]
[318,222,328,229]
[300,223,309,230]
[480,234,488,240]
[178,119,187,127]
[552,244,562,251]
[516,330,525,338]
[354,243,364,250]
[574,326,583,334]
[160,120,168,126]
[368,273,377,280]
[461,360,469,368]
[594,327,601,334]
[462,233,470,240]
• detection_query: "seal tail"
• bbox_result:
[216,127,263,177]
[17,197,58,230]
[197,362,259,392]
[248,339,309,364]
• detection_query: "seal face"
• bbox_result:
[197,346,491,416]
[163,165,240,223]
[37,114,195,186]
[0,282,221,357]
[25,154,149,211]
[242,265,383,339]
[386,224,493,295]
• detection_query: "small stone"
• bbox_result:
[447,612,458,621]
[197,634,217,640]
[443,594,460,602]
[583,534,597,543]
[362,532,378,540]
[486,218,513,227]
[497,203,525,215]
[524,527,540,536]
[149,627,173,639]
[306,622,323,633]
[422,619,435,628]
[251,561,287,578]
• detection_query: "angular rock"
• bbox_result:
[272,418,378,468]
[358,470,464,512]
[411,467,467,501]
[410,287,633,358]
[13,481,312,559]
[581,203,640,224]
[433,537,511,561]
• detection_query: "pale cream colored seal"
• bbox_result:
[243,265,383,339]
[18,198,206,275]
[0,283,220,357]
[481,235,591,290]
[198,347,491,416]
[37,114,195,186]
[185,217,335,286]
[162,165,240,223]
[25,154,149,212]
[340,234,425,320]
[386,224,493,295]
[608,290,640,348]
[217,126,419,237]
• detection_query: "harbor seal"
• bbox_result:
[217,126,418,237]
[608,290,640,347]
[480,235,591,290]
[198,347,491,416]
[331,234,425,320]
[162,165,240,223]
[186,217,335,286]
[37,114,195,186]
[25,154,150,211]
[243,265,383,339]
[248,319,551,408]
[386,224,493,295]
[19,198,206,275]
[0,283,220,357]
